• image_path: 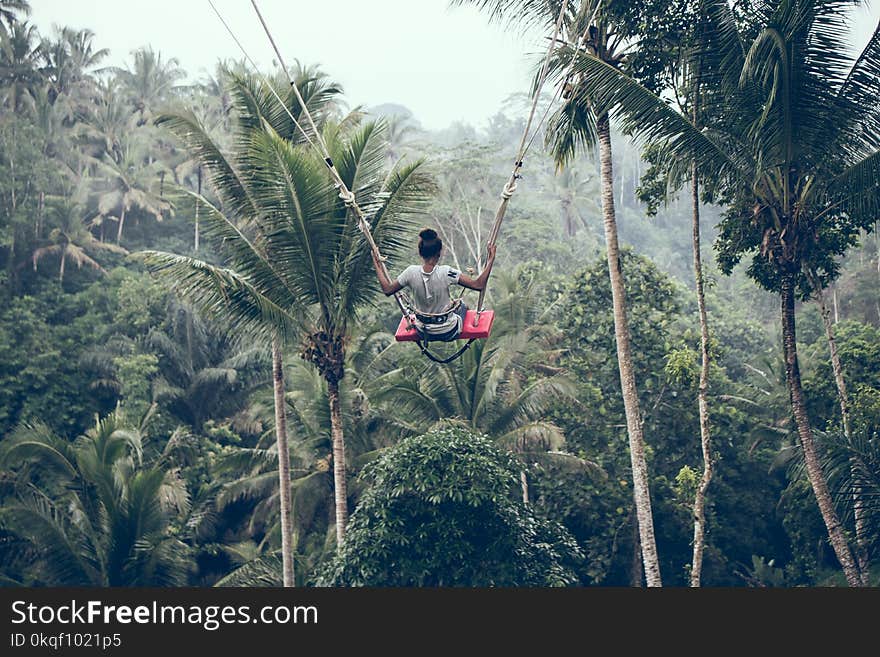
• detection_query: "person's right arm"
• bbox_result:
[372,250,404,296]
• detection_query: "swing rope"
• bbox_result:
[471,1,568,325]
[208,0,413,322]
[247,1,413,320]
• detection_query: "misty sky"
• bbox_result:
[32,1,880,131]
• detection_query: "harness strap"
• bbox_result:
[416,338,475,365]
[410,297,462,325]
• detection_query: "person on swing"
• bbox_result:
[372,228,496,342]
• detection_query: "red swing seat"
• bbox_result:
[394,310,495,342]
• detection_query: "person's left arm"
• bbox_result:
[457,243,496,291]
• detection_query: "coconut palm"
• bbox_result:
[456,0,665,585]
[548,163,599,238]
[621,0,717,587]
[0,19,42,113]
[31,182,127,283]
[147,301,271,431]
[112,46,184,124]
[558,0,879,585]
[41,27,108,120]
[0,0,29,30]
[0,410,192,586]
[139,69,346,587]
[92,135,171,244]
[138,71,432,584]
[76,78,135,169]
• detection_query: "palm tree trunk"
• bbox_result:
[59,247,66,283]
[194,166,201,253]
[630,508,642,587]
[520,470,529,504]
[116,207,126,245]
[194,203,200,253]
[36,191,44,238]
[596,114,662,587]
[9,151,16,212]
[689,164,714,587]
[7,231,15,295]
[327,379,348,545]
[832,283,839,323]
[779,274,862,587]
[271,339,295,587]
[814,284,870,584]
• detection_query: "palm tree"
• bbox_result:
[41,27,108,119]
[31,182,127,283]
[561,0,879,586]
[626,1,717,587]
[459,0,665,585]
[167,64,238,253]
[555,7,667,587]
[76,78,136,173]
[142,70,339,587]
[139,71,432,579]
[92,135,171,244]
[0,0,29,29]
[147,301,271,431]
[686,89,716,591]
[112,46,185,125]
[0,19,42,113]
[0,411,192,586]
[549,163,598,238]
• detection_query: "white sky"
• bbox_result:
[31,1,880,131]
[32,0,544,130]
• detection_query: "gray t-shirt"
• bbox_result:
[397,264,462,334]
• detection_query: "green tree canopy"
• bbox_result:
[316,426,583,586]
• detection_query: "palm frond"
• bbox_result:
[450,0,575,33]
[0,492,101,586]
[180,191,307,310]
[489,373,576,436]
[536,450,605,477]
[495,420,567,454]
[214,553,283,587]
[155,109,256,219]
[556,46,747,182]
[216,471,279,509]
[135,250,301,343]
[544,90,598,166]
[823,144,880,222]
[245,128,341,317]
[0,422,78,479]
[834,19,880,157]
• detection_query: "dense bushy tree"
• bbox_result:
[316,427,583,586]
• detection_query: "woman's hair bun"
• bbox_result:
[419,228,439,241]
